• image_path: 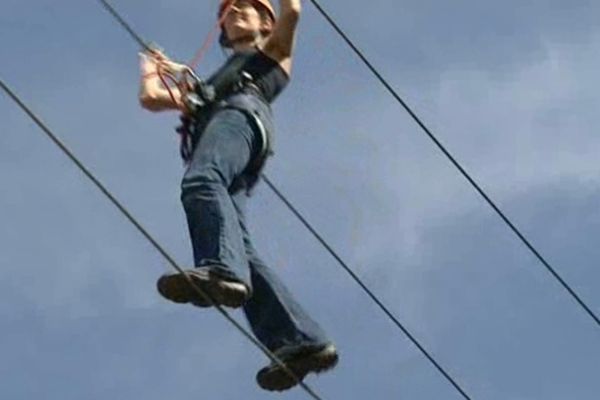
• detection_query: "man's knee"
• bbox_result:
[181,165,228,202]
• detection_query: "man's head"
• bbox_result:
[219,0,276,47]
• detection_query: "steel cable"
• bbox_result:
[0,78,324,400]
[306,0,600,328]
[95,0,475,398]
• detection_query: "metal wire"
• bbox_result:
[306,0,600,328]
[0,78,324,400]
[96,1,474,398]
[262,175,473,400]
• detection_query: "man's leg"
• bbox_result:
[231,183,338,391]
[158,109,260,307]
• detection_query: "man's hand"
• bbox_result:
[144,50,190,76]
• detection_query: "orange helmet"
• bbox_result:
[218,0,277,23]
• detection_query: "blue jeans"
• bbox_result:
[181,108,331,354]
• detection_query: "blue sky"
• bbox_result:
[1,0,599,399]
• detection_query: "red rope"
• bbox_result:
[142,0,240,111]
[188,0,237,69]
[143,1,239,165]
[155,68,180,107]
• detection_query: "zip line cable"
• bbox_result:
[262,176,473,399]
[96,0,474,398]
[98,0,150,52]
[96,1,473,399]
[306,0,600,328]
[0,78,323,400]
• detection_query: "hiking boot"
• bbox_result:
[256,344,339,391]
[157,268,249,308]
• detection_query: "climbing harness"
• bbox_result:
[144,0,276,185]
[144,0,276,166]
[175,49,274,188]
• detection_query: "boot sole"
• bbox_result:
[257,344,339,392]
[157,270,248,308]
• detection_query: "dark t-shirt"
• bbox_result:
[207,48,290,104]
[193,48,290,159]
